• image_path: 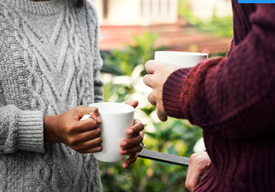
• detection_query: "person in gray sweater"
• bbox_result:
[0,0,144,191]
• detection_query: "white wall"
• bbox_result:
[107,0,141,25]
[91,0,103,23]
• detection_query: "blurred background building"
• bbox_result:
[91,0,233,55]
[191,0,232,21]
[93,0,178,25]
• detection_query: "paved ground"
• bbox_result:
[99,23,232,55]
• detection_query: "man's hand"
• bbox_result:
[186,151,211,191]
[143,60,180,121]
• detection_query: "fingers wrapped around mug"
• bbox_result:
[120,118,144,168]
[143,60,179,122]
[44,106,103,154]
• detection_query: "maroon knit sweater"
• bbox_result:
[163,1,275,191]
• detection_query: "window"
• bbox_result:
[140,0,175,21]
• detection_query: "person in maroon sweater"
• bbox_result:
[143,1,275,191]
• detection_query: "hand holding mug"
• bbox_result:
[143,51,208,122]
[120,100,144,168]
[143,60,181,121]
[44,106,102,153]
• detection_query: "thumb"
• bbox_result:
[125,100,139,108]
[79,106,101,123]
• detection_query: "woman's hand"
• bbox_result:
[143,60,181,121]
[120,101,145,168]
[44,106,102,154]
[185,151,211,191]
[120,118,144,168]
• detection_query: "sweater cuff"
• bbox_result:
[163,68,191,118]
[17,111,45,153]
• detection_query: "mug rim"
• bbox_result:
[155,51,208,56]
[89,102,135,114]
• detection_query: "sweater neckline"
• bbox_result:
[1,0,68,15]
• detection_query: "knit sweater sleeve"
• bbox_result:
[163,4,275,139]
[0,104,44,154]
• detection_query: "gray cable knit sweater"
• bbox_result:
[0,0,104,191]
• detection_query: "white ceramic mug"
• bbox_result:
[88,102,135,162]
[154,51,208,67]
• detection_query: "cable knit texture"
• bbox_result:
[0,0,103,191]
[163,1,275,191]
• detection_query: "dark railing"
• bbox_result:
[138,149,190,167]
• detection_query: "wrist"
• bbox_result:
[44,115,60,143]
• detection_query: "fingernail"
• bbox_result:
[121,149,127,155]
[121,141,127,147]
[97,116,102,122]
[128,129,133,135]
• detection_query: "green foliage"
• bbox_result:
[178,0,233,37]
[103,82,135,103]
[197,12,233,37]
[101,31,166,76]
[101,31,166,102]
[99,31,203,192]
[178,0,203,26]
[209,52,227,58]
[146,119,202,155]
